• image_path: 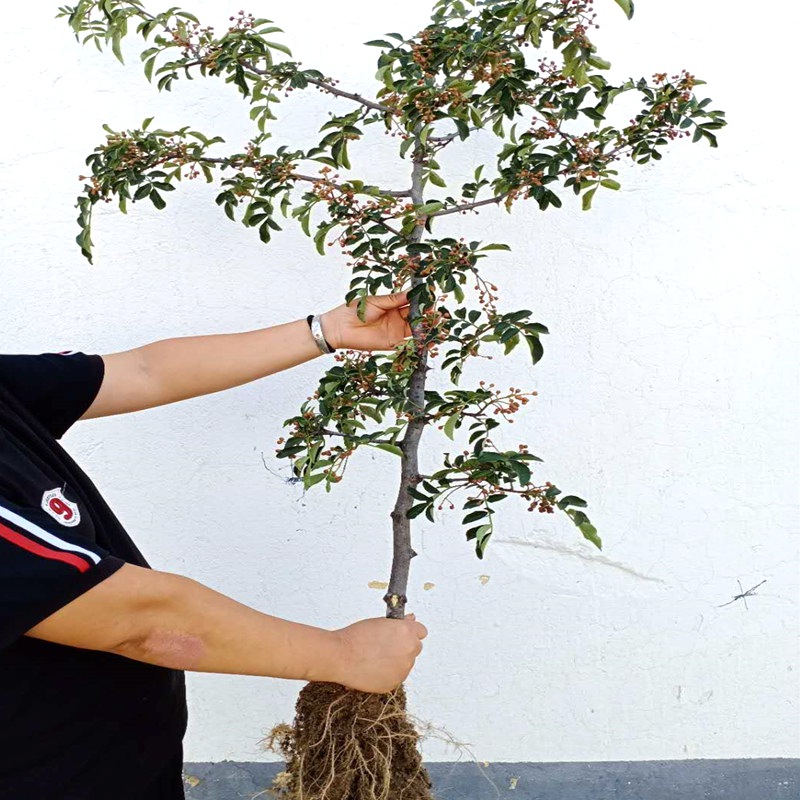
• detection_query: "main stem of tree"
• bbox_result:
[384,129,429,620]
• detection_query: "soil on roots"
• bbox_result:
[264,681,434,800]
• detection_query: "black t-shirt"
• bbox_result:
[0,351,187,800]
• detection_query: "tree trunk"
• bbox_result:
[384,130,428,620]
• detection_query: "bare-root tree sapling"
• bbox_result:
[58,1,725,797]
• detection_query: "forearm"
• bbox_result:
[139,318,323,406]
[124,568,343,680]
[28,564,345,683]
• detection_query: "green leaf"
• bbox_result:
[463,510,487,525]
[479,243,511,252]
[587,55,611,70]
[525,334,544,364]
[233,65,249,96]
[478,452,508,462]
[375,443,403,457]
[144,55,157,82]
[443,413,459,441]
[510,460,531,485]
[558,495,588,510]
[474,524,492,558]
[305,472,327,489]
[314,222,333,255]
[150,190,166,210]
[582,106,606,121]
[133,184,152,200]
[365,39,393,48]
[582,187,597,211]
[600,179,621,190]
[428,171,447,188]
[111,31,124,64]
[503,333,519,355]
[613,0,635,19]
[408,486,428,501]
[579,521,602,549]
[418,201,445,215]
[357,294,368,322]
[264,40,292,57]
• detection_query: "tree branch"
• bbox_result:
[429,192,510,218]
[240,60,391,113]
[428,126,482,149]
[291,174,411,197]
[198,157,411,197]
[319,429,398,446]
[304,76,393,114]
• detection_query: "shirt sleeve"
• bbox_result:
[0,496,125,650]
[0,351,105,439]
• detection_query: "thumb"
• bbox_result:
[369,291,409,310]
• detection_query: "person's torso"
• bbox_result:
[0,392,187,799]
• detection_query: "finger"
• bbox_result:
[415,622,428,639]
[369,291,409,310]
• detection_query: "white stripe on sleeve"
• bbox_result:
[0,504,102,565]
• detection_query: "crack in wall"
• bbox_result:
[494,536,667,583]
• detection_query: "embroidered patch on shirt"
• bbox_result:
[41,488,81,527]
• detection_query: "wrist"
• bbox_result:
[318,311,339,351]
[304,628,349,684]
[306,313,337,354]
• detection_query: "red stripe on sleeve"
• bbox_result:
[0,521,91,573]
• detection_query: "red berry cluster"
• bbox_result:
[228,10,255,32]
[169,19,216,61]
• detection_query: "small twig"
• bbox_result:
[717,579,767,609]
[428,126,482,148]
[375,219,402,237]
[319,428,398,447]
[428,192,510,218]
[240,59,391,113]
[304,75,393,113]
[292,174,412,197]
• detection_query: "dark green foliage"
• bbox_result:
[59,0,725,558]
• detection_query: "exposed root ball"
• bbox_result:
[263,681,433,800]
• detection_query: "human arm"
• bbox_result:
[25,562,427,693]
[80,292,411,420]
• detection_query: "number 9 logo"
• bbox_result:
[41,488,81,528]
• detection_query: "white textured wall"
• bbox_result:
[2,1,798,764]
